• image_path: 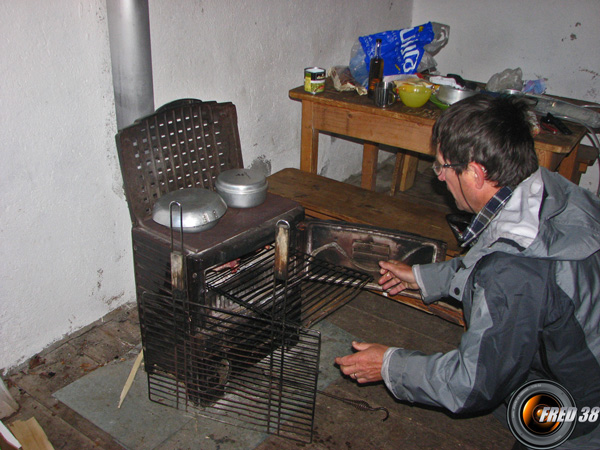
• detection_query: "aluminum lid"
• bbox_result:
[152,188,227,231]
[215,168,268,194]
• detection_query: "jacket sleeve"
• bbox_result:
[414,257,464,303]
[383,253,548,414]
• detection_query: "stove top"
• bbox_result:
[134,193,304,265]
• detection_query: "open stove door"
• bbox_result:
[298,219,447,299]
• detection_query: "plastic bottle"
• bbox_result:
[367,39,384,98]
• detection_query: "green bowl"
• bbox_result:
[397,84,432,108]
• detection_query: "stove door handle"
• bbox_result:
[274,220,291,281]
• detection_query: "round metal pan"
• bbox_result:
[215,168,268,208]
[152,188,227,233]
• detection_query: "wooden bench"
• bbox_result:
[268,168,464,326]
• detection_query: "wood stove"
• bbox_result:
[116,99,446,442]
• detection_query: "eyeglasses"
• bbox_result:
[432,160,466,176]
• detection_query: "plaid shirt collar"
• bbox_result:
[459,185,514,247]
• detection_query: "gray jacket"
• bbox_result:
[382,168,600,449]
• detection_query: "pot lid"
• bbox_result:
[152,188,227,230]
[215,168,268,194]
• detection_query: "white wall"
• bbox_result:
[412,0,600,192]
[0,0,412,372]
[148,0,413,180]
[0,1,134,372]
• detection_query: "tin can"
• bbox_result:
[304,67,325,94]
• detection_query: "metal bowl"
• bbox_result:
[216,168,268,208]
[436,85,477,105]
[152,188,227,233]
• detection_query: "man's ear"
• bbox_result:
[468,162,487,189]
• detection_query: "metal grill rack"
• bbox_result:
[205,246,372,327]
[142,291,321,442]
[140,246,371,443]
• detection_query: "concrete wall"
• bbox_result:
[0,0,412,372]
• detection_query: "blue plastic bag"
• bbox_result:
[350,23,435,87]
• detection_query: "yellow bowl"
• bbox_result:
[397,84,432,108]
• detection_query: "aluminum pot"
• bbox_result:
[436,85,477,105]
[152,188,227,233]
[216,168,268,208]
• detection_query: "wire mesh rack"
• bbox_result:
[205,246,372,328]
[140,247,371,442]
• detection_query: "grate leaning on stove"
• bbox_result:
[140,246,371,442]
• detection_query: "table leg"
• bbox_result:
[300,101,319,174]
[399,154,419,191]
[536,149,564,173]
[390,150,419,193]
[390,152,404,195]
[557,143,581,183]
[362,142,379,190]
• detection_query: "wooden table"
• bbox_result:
[289,81,588,192]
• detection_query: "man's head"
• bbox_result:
[431,94,538,188]
[430,94,539,212]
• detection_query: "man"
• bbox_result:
[335,95,600,449]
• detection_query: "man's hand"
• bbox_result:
[378,260,419,295]
[334,341,388,383]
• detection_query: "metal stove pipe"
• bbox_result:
[107,0,154,130]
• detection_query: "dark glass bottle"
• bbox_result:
[367,39,384,97]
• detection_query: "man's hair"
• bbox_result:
[431,94,538,187]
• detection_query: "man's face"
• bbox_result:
[435,150,473,212]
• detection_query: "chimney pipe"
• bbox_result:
[107,0,154,130]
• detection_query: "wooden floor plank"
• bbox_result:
[8,417,54,450]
